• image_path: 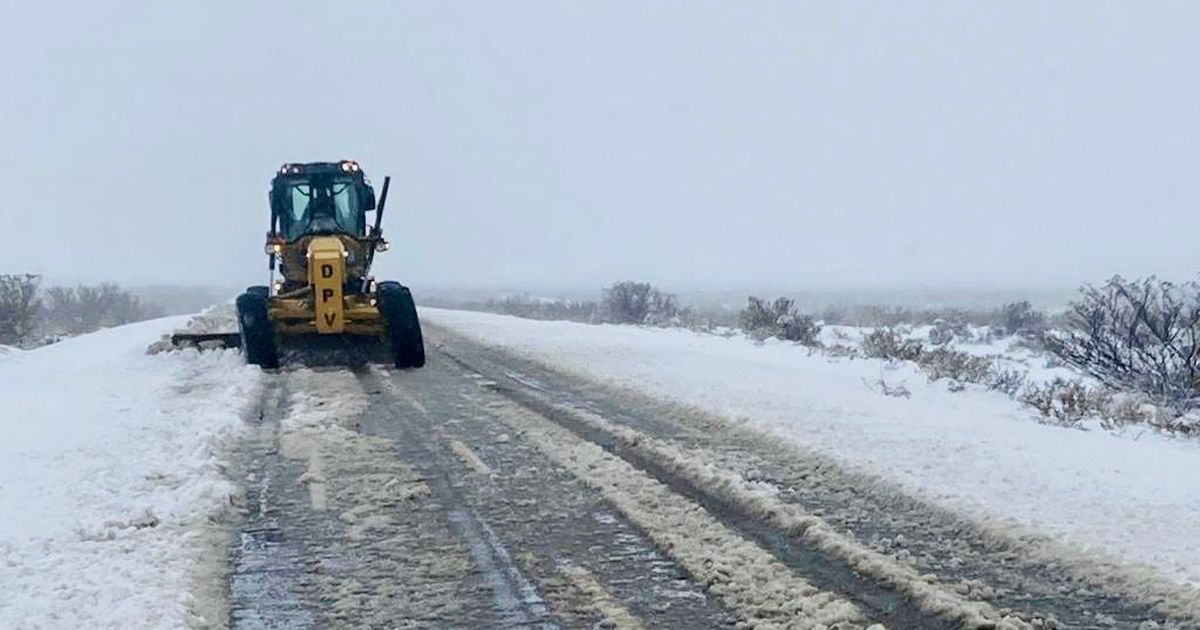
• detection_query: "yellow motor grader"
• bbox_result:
[233,160,424,369]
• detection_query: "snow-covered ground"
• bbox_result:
[424,308,1200,587]
[0,317,261,629]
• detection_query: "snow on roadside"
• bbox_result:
[424,307,1200,587]
[0,316,262,629]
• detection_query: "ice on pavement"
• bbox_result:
[424,308,1200,587]
[0,316,262,628]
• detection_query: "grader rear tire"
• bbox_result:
[236,289,279,369]
[377,281,425,368]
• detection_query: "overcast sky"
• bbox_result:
[1,2,1196,291]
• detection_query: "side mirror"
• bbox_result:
[361,184,376,211]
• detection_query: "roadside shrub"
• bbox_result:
[995,301,1046,337]
[860,326,1025,392]
[985,368,1027,396]
[739,296,821,345]
[43,283,163,335]
[861,305,915,327]
[1045,276,1200,409]
[1019,378,1112,426]
[0,273,41,345]
[601,281,678,326]
[919,347,992,383]
[928,317,970,345]
[823,303,1012,329]
[871,377,911,398]
[928,322,954,346]
[1146,409,1200,436]
[487,295,598,323]
[825,343,859,359]
[860,328,923,361]
[675,306,736,331]
[1103,396,1153,429]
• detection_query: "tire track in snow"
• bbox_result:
[376,358,737,629]
[371,371,559,629]
[455,375,877,629]
[227,376,315,629]
[555,561,646,630]
[442,346,1032,630]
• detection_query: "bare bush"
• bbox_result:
[822,303,1018,330]
[739,296,821,345]
[928,317,970,345]
[1020,378,1113,427]
[674,306,736,331]
[995,300,1046,337]
[1146,409,1200,436]
[487,295,598,323]
[601,281,679,326]
[919,347,992,383]
[1103,397,1153,429]
[43,283,164,335]
[877,378,911,398]
[986,368,1027,396]
[859,305,915,327]
[0,274,42,345]
[1045,276,1200,409]
[860,328,923,361]
[860,325,1027,394]
[824,343,860,359]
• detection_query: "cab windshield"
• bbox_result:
[278,177,364,241]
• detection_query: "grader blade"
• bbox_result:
[169,332,242,349]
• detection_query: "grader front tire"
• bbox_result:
[236,288,279,369]
[377,281,425,369]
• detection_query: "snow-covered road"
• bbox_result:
[424,308,1200,589]
[0,318,261,629]
[6,308,1200,628]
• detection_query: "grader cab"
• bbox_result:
[234,160,424,369]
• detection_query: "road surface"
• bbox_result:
[221,324,1197,629]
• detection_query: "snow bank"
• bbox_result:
[0,344,21,362]
[0,317,262,629]
[424,308,1200,587]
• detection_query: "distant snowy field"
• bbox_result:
[0,318,261,629]
[424,307,1200,587]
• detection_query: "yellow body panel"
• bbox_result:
[269,296,384,335]
[307,237,346,333]
[264,236,388,337]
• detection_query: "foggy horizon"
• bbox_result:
[3,2,1198,292]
